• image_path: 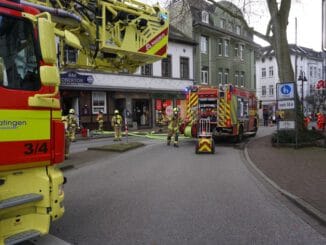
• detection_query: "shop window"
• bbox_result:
[132,99,150,127]
[92,91,107,114]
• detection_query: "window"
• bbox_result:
[224,69,229,84]
[201,66,208,84]
[224,40,229,57]
[0,16,40,90]
[262,86,266,96]
[234,46,239,57]
[239,44,244,60]
[218,69,223,84]
[162,55,172,77]
[228,21,233,32]
[268,66,273,77]
[314,67,317,77]
[141,64,153,76]
[269,85,274,95]
[180,57,189,79]
[262,68,266,78]
[235,71,239,86]
[310,66,313,77]
[200,36,208,54]
[202,11,209,23]
[92,91,107,114]
[64,46,78,64]
[240,72,245,87]
[318,68,321,79]
[218,39,223,56]
[236,25,241,35]
[220,18,226,28]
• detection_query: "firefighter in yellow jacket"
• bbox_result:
[167,107,182,147]
[67,108,78,142]
[111,110,123,141]
[62,116,71,159]
[96,111,104,131]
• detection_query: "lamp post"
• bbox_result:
[298,71,307,115]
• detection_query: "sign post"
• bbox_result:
[276,82,297,146]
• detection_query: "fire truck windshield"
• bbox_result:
[0,15,40,91]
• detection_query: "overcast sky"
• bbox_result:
[143,0,323,51]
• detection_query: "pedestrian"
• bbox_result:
[111,109,123,141]
[67,108,78,142]
[317,112,325,131]
[62,115,71,159]
[263,109,269,127]
[167,107,183,147]
[96,111,104,131]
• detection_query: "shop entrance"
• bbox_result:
[132,99,150,127]
[61,92,79,116]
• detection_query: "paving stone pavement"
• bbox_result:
[246,134,326,223]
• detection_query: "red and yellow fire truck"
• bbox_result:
[182,84,258,143]
[216,84,258,142]
[0,0,168,243]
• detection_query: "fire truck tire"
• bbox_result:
[236,125,244,143]
[252,119,258,137]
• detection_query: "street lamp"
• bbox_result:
[298,71,307,115]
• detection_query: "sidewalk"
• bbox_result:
[245,133,326,224]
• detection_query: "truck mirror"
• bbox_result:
[40,65,60,86]
[64,30,82,50]
[38,18,56,64]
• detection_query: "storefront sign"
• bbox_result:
[61,71,94,85]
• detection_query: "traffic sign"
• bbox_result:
[279,121,295,130]
[277,83,295,100]
[278,100,295,110]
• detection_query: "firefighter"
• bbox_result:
[111,109,123,141]
[62,116,71,159]
[167,107,182,147]
[317,112,325,131]
[96,111,104,131]
[67,108,78,142]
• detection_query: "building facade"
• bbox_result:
[256,45,324,118]
[60,26,196,130]
[169,0,258,90]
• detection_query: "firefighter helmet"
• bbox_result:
[114,109,119,114]
[69,108,75,114]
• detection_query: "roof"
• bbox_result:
[169,25,197,46]
[259,44,323,60]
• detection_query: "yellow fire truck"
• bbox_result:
[0,0,168,243]
[182,84,258,143]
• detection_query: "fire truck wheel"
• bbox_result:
[236,126,244,143]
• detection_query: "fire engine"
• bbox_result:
[182,84,258,143]
[0,0,168,243]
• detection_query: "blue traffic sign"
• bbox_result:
[280,85,292,95]
[277,83,295,100]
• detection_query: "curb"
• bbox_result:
[244,141,326,226]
